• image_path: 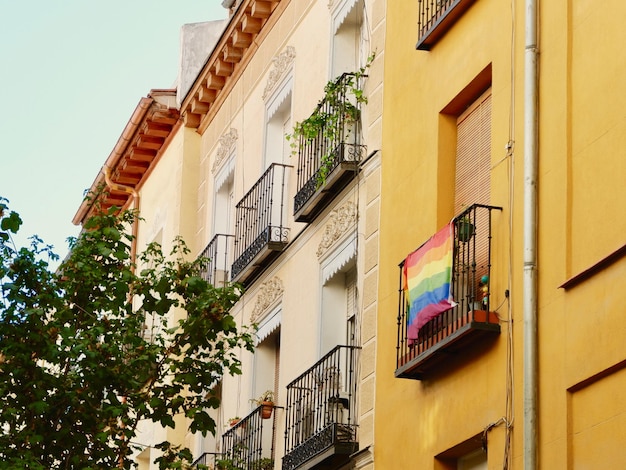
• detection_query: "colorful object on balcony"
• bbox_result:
[403,222,456,340]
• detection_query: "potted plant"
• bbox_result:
[228,416,241,427]
[455,216,475,243]
[250,390,275,419]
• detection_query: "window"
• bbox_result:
[455,89,492,301]
[331,0,368,78]
[206,156,235,285]
[458,449,487,470]
[213,155,235,236]
[455,89,491,213]
[320,236,358,355]
[253,317,280,460]
[253,308,281,402]
[264,78,292,167]
[193,382,223,463]
[435,436,487,470]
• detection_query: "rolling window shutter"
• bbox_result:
[454,90,492,214]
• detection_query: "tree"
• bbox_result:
[0,197,254,469]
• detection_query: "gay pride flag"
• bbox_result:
[403,222,456,340]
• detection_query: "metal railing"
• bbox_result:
[396,204,502,368]
[231,163,291,281]
[293,73,366,216]
[418,0,456,38]
[199,233,234,286]
[220,406,275,470]
[283,345,360,470]
[416,0,476,49]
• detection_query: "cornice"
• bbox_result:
[180,0,284,130]
[73,90,180,225]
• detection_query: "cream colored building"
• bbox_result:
[184,1,384,468]
[75,0,385,469]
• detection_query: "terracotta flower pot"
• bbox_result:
[261,402,274,419]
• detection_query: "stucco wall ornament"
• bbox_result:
[251,277,284,322]
[212,128,238,174]
[317,201,357,258]
[262,46,296,100]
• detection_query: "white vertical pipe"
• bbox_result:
[523,0,539,468]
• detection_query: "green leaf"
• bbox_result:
[0,195,252,468]
[1,211,22,233]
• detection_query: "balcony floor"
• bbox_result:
[395,310,500,380]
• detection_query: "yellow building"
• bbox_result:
[378,0,626,468]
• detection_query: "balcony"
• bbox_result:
[416,0,477,50]
[199,233,234,287]
[231,163,291,286]
[193,406,276,470]
[283,345,360,470]
[293,73,366,223]
[395,204,502,380]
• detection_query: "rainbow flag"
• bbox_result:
[403,222,456,340]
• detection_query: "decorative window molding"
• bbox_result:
[251,277,284,323]
[212,128,238,174]
[266,76,293,122]
[214,154,235,193]
[321,235,357,284]
[329,0,360,35]
[262,46,296,101]
[255,306,281,345]
[316,201,357,258]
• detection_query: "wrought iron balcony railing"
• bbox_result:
[220,406,276,470]
[395,204,502,380]
[193,407,276,469]
[283,345,360,470]
[231,163,291,285]
[199,233,234,287]
[416,0,477,50]
[293,73,366,223]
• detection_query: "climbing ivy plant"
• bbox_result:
[287,54,375,187]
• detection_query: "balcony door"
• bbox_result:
[212,157,235,283]
[454,89,491,212]
[321,265,358,358]
[330,0,367,78]
[454,89,492,307]
[253,319,280,462]
[213,158,235,236]
[264,79,292,167]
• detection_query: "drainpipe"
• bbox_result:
[103,165,140,269]
[523,0,539,468]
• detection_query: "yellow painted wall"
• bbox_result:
[378,0,626,468]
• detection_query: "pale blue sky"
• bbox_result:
[0,0,227,261]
